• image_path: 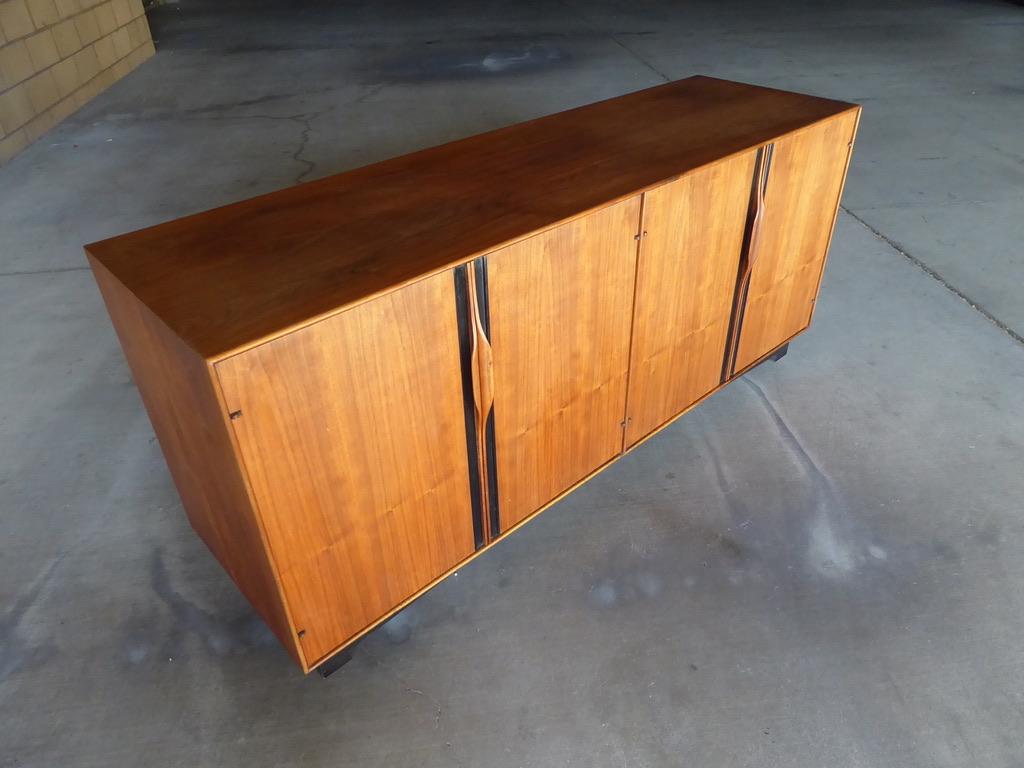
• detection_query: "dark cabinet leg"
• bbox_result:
[769,343,789,362]
[317,641,359,678]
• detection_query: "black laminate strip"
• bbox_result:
[762,143,774,195]
[485,408,500,538]
[474,255,492,340]
[727,279,753,380]
[453,265,486,549]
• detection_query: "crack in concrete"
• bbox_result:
[0,265,91,278]
[183,90,338,116]
[95,82,390,186]
[361,646,445,728]
[609,34,671,82]
[1,83,391,280]
[290,114,317,184]
[247,84,387,184]
[353,82,388,105]
[843,206,1024,347]
[359,645,466,765]
[558,0,671,84]
[82,108,326,185]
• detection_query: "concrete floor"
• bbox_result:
[2,0,1024,765]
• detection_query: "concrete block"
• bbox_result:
[50,54,77,97]
[25,28,59,70]
[71,42,97,80]
[70,75,93,105]
[0,38,34,89]
[25,0,59,28]
[23,103,55,140]
[92,32,113,68]
[49,89,74,121]
[110,0,128,26]
[125,12,148,47]
[73,7,99,44]
[92,63,113,88]
[0,0,36,41]
[0,81,33,133]
[50,16,79,57]
[109,52,128,78]
[0,126,27,162]
[24,67,58,112]
[109,23,127,57]
[94,0,115,35]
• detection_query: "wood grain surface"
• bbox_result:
[486,197,641,531]
[88,257,302,667]
[734,110,860,371]
[86,76,857,360]
[624,149,757,447]
[215,270,476,665]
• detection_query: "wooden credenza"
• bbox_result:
[87,76,860,673]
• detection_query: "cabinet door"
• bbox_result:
[624,150,758,447]
[734,111,858,371]
[216,270,477,666]
[486,197,641,532]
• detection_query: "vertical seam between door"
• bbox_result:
[722,143,772,381]
[619,193,648,453]
[453,265,486,550]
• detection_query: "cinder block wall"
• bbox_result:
[0,0,154,164]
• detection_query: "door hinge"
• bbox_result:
[229,409,243,421]
[633,230,647,242]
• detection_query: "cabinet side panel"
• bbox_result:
[215,269,477,666]
[88,255,301,668]
[624,149,757,447]
[734,109,859,370]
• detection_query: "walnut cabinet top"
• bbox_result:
[85,76,856,360]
